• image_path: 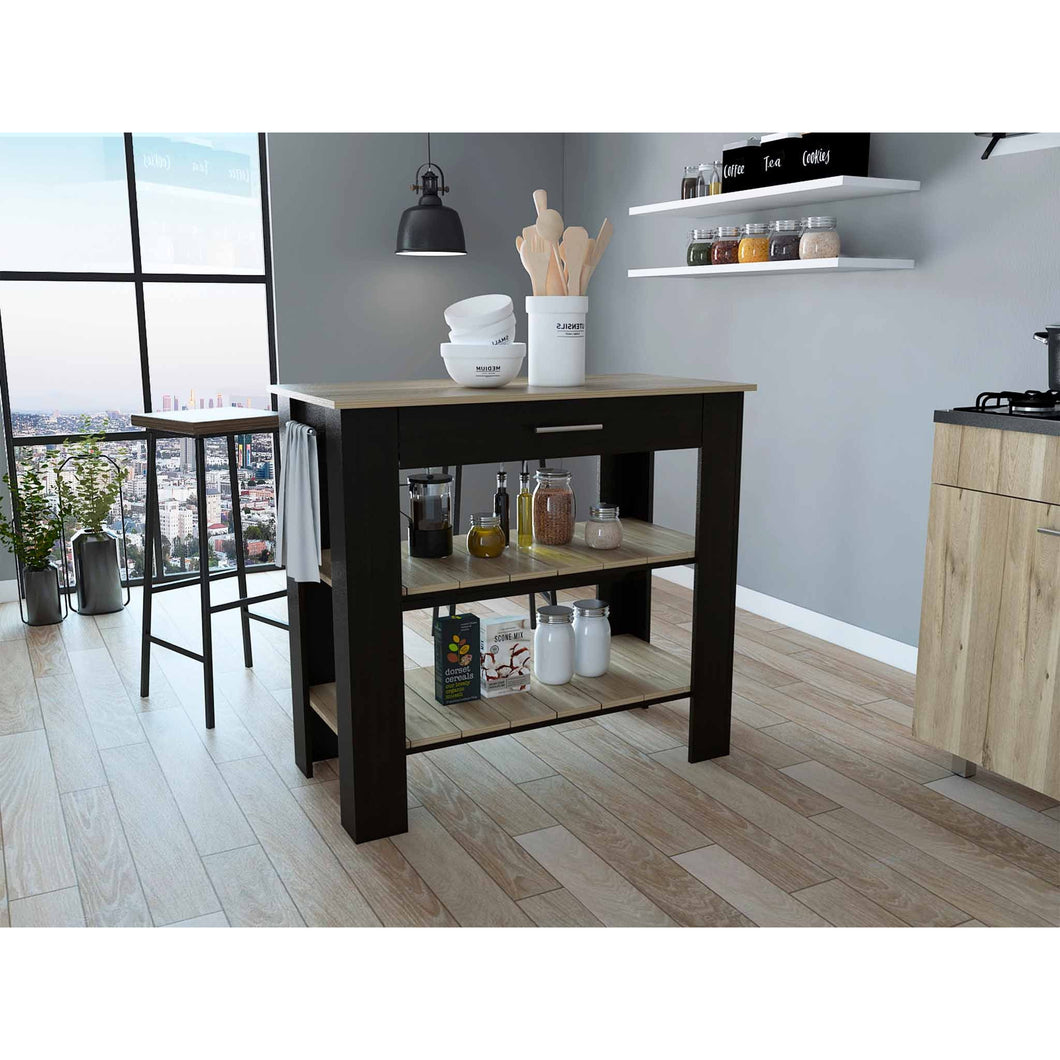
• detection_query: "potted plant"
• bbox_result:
[57,420,128,615]
[0,461,64,625]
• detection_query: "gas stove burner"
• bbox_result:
[976,390,1060,413]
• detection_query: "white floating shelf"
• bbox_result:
[987,133,1060,158]
[628,175,920,220]
[628,258,915,279]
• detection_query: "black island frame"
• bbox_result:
[277,380,748,843]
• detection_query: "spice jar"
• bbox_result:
[467,512,505,558]
[738,222,770,264]
[532,468,575,546]
[711,225,740,266]
[572,599,611,677]
[799,216,840,259]
[680,165,700,200]
[584,503,623,550]
[534,605,574,685]
[686,228,714,267]
[768,219,801,261]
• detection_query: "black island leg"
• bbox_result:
[194,436,216,729]
[598,450,654,640]
[139,432,158,697]
[328,407,407,842]
[688,392,744,762]
[226,434,253,668]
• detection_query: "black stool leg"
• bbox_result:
[139,433,158,697]
[195,437,215,729]
[227,434,253,668]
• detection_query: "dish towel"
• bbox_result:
[277,421,321,583]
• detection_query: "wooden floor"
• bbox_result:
[0,571,1057,928]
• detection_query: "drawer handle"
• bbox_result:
[1037,527,1060,537]
[534,423,604,434]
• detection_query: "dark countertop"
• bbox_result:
[934,408,1060,438]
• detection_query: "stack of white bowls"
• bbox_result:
[441,294,525,388]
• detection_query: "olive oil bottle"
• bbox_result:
[494,465,510,546]
[517,462,532,548]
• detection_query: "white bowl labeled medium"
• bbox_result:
[526,296,587,387]
[444,294,514,331]
[441,342,525,388]
[448,313,516,346]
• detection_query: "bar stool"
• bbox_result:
[131,408,287,728]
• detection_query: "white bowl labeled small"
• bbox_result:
[444,294,514,331]
[448,313,516,347]
[441,342,525,388]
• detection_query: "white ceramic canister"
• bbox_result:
[572,598,611,677]
[534,605,574,685]
[526,295,588,386]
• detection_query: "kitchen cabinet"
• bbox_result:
[271,373,755,843]
[915,423,1060,798]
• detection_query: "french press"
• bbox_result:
[1034,325,1060,391]
[405,472,453,558]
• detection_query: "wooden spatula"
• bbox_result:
[580,218,612,293]
[535,209,567,295]
[559,226,589,297]
[533,188,548,218]
[580,237,596,293]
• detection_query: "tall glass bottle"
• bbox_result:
[494,466,510,546]
[517,463,533,548]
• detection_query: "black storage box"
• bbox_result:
[433,612,480,706]
[721,138,761,194]
[759,133,804,187]
[796,133,871,180]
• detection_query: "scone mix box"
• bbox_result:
[432,613,480,706]
[480,614,532,698]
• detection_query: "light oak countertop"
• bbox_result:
[269,373,756,410]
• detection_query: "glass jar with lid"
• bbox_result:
[572,599,611,677]
[686,228,714,267]
[467,512,505,558]
[738,222,770,264]
[768,219,801,262]
[707,161,722,195]
[534,605,574,685]
[711,225,740,266]
[681,165,699,200]
[799,216,840,259]
[532,468,575,546]
[584,503,623,550]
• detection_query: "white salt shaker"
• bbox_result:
[573,599,611,677]
[534,605,574,685]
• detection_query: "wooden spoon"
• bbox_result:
[532,188,547,218]
[558,226,589,297]
[535,208,567,295]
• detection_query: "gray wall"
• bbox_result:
[267,132,591,527]
[563,133,1060,645]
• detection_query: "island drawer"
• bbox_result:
[398,394,704,466]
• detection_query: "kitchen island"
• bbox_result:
[270,374,756,843]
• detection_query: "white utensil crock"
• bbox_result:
[526,295,587,387]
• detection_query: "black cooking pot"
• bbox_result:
[1035,325,1060,390]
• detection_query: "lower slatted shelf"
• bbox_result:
[307,634,690,753]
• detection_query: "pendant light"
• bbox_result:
[395,133,467,256]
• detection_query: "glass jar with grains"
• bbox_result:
[532,468,576,546]
[584,503,623,550]
[467,512,506,558]
[738,222,770,264]
[768,219,801,262]
[686,228,714,267]
[711,225,740,266]
[799,216,840,259]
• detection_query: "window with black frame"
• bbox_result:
[0,133,277,584]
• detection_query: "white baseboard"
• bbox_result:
[0,579,17,603]
[652,566,918,675]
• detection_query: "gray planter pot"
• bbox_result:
[24,564,63,626]
[72,528,124,615]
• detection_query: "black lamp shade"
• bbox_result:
[395,201,466,256]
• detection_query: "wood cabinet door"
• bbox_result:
[914,484,1060,798]
[986,496,1060,798]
